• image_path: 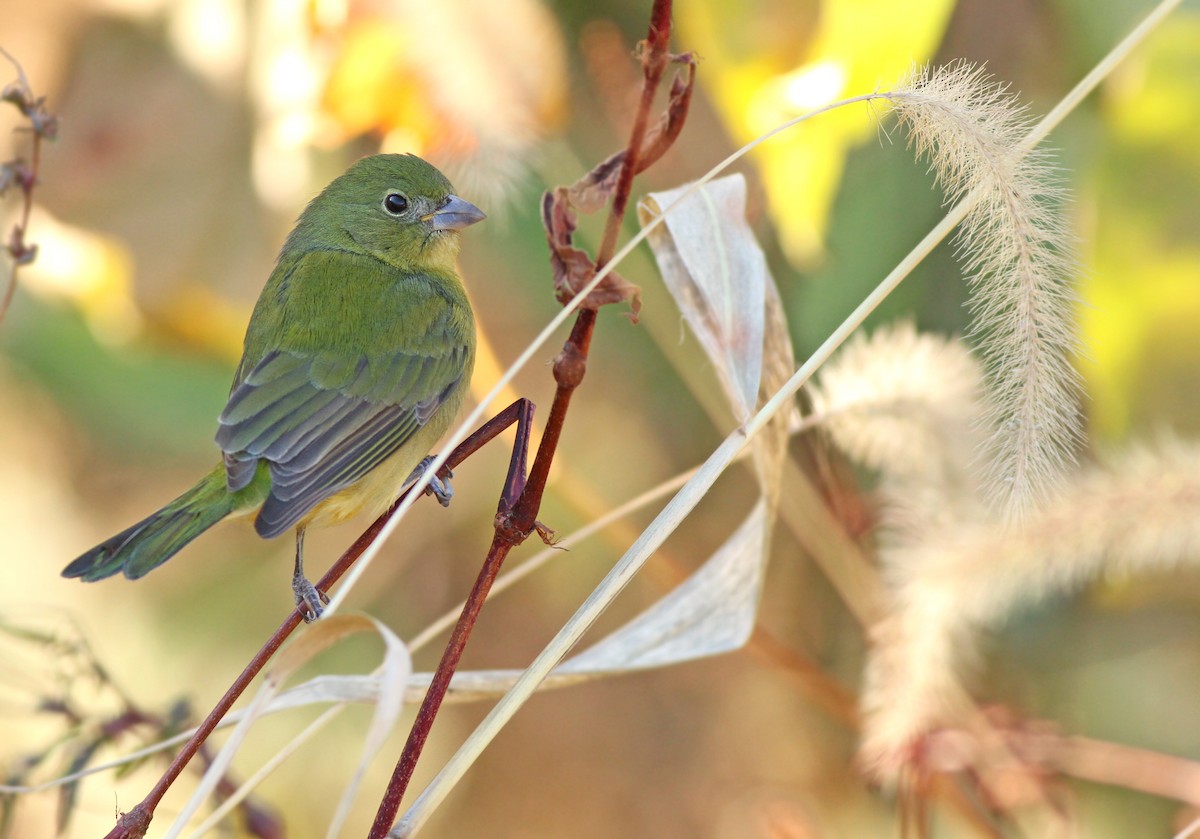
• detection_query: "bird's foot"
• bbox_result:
[410,456,453,507]
[293,571,329,623]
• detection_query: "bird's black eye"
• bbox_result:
[383,192,409,215]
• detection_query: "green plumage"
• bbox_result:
[65,154,483,586]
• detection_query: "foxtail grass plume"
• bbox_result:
[887,63,1082,520]
[808,322,984,486]
[860,438,1200,779]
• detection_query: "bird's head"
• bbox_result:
[292,153,485,273]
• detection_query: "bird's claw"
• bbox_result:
[293,573,329,622]
[411,456,454,507]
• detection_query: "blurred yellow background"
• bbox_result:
[2,0,1199,836]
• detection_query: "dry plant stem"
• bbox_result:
[367,4,681,836]
[367,400,535,839]
[0,48,55,325]
[1035,733,1200,808]
[0,131,34,321]
[366,544,508,839]
[103,539,349,838]
[509,0,671,531]
[593,0,671,270]
[748,627,857,725]
[102,406,531,839]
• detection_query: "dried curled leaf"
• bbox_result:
[542,185,642,318]
[634,56,695,172]
[540,52,695,319]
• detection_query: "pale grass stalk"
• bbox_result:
[183,705,343,838]
[1177,813,1200,839]
[861,439,1200,776]
[0,729,202,795]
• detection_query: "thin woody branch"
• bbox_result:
[102,402,534,839]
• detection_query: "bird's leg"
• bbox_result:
[409,455,453,507]
[291,527,328,622]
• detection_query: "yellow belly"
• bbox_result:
[298,444,428,530]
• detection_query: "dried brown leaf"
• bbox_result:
[538,52,694,320]
[541,186,642,318]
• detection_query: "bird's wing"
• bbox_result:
[216,252,471,538]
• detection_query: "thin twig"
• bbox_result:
[0,48,57,325]
[102,407,531,838]
[367,400,535,839]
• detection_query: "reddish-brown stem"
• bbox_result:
[511,0,669,532]
[367,541,512,839]
[367,403,536,839]
[594,0,672,270]
[105,552,336,837]
[103,403,533,838]
[367,1,680,834]
[508,308,594,530]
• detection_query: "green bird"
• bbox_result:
[64,154,484,619]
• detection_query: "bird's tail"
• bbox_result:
[64,464,267,581]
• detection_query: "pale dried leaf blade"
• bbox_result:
[556,500,769,672]
[638,174,766,422]
[325,617,412,839]
[370,502,771,697]
[169,616,411,839]
[754,268,797,508]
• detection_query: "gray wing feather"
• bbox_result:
[215,348,462,539]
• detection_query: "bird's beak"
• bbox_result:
[424,195,486,231]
